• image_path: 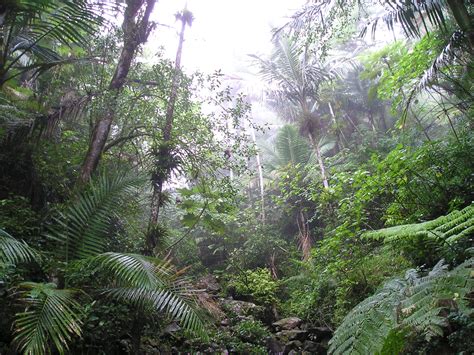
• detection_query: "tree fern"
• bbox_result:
[329,278,405,354]
[48,173,145,260]
[365,203,474,258]
[329,259,474,354]
[402,258,474,338]
[13,282,84,355]
[0,228,38,266]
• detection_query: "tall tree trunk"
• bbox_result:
[446,0,474,50]
[131,310,144,354]
[249,124,265,224]
[146,10,191,254]
[308,132,329,189]
[328,102,343,152]
[296,209,311,260]
[79,0,155,184]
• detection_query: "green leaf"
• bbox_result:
[181,213,200,228]
[13,282,83,355]
[47,173,145,260]
[0,228,38,266]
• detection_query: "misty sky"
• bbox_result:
[148,0,305,74]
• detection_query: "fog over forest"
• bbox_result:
[1,1,473,354]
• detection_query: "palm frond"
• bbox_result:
[417,31,466,91]
[13,282,83,355]
[362,0,447,39]
[90,252,207,338]
[48,173,145,260]
[6,0,105,47]
[1,0,108,84]
[401,30,469,125]
[274,124,312,166]
[250,35,335,111]
[90,252,172,288]
[0,228,38,265]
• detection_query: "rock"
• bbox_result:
[307,326,332,338]
[303,340,325,353]
[163,322,181,334]
[273,317,303,330]
[196,274,220,293]
[197,292,225,320]
[289,340,303,348]
[220,299,265,320]
[276,329,308,342]
[266,336,284,354]
[283,340,303,354]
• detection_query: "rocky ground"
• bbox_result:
[144,275,332,354]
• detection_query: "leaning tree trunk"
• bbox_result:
[79,0,155,184]
[146,10,191,254]
[308,132,329,189]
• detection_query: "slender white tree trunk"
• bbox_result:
[308,132,329,189]
[250,124,265,224]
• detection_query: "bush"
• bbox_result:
[235,319,270,344]
[229,268,279,307]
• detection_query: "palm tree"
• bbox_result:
[286,0,473,50]
[264,124,312,175]
[263,124,316,260]
[252,36,341,188]
[2,174,205,355]
[285,0,474,127]
[0,0,103,87]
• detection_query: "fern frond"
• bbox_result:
[365,203,474,256]
[329,279,406,354]
[329,258,474,354]
[401,259,474,339]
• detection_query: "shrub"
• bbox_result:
[230,268,278,306]
[235,319,270,344]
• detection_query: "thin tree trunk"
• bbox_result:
[146,10,190,253]
[250,124,265,224]
[79,0,155,184]
[296,209,311,260]
[308,132,329,189]
[131,310,144,354]
[328,102,342,151]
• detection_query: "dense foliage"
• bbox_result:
[1,0,473,354]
